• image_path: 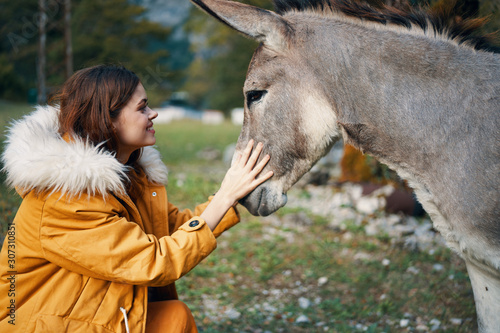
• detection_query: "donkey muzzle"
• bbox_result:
[239,184,287,216]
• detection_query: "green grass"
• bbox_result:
[0,100,34,137]
[177,212,475,332]
[153,119,241,208]
[0,101,476,332]
[153,119,241,166]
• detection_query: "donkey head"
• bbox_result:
[192,0,341,215]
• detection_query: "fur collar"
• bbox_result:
[2,105,168,197]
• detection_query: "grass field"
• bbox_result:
[0,101,476,332]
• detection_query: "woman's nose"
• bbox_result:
[148,107,158,120]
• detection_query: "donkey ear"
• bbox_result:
[191,0,291,50]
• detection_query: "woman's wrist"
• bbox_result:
[213,190,236,208]
[201,191,235,231]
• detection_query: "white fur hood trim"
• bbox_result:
[2,105,168,197]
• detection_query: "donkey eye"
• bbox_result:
[246,90,267,108]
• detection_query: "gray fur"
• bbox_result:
[191,1,500,331]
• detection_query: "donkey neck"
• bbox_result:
[297,15,499,161]
[294,14,500,231]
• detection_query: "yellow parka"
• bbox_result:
[0,106,239,332]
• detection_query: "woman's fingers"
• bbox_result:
[238,140,267,169]
[238,139,254,167]
[219,140,274,203]
[246,142,263,169]
[254,170,274,187]
[250,153,270,176]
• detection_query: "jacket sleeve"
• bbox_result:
[167,196,240,238]
[38,194,217,287]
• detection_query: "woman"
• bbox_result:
[0,65,273,332]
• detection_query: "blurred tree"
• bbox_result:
[0,1,39,100]
[37,0,47,104]
[71,0,172,105]
[0,0,172,102]
[182,0,271,113]
[63,0,73,79]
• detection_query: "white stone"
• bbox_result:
[296,315,310,324]
[382,258,391,266]
[450,318,463,325]
[354,252,372,261]
[356,196,382,214]
[429,318,441,331]
[262,302,278,313]
[224,308,241,320]
[416,324,428,331]
[433,264,444,271]
[318,276,328,286]
[298,297,311,309]
[342,232,353,241]
[407,266,420,274]
[364,223,379,236]
[400,319,410,327]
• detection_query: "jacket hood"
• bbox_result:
[2,105,168,197]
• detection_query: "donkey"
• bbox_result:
[191,0,500,330]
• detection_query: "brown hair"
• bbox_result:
[54,64,145,198]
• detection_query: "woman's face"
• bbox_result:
[112,83,158,163]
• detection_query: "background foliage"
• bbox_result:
[0,0,498,112]
[0,0,172,105]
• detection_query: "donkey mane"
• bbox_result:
[273,0,499,53]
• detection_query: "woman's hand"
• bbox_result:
[201,140,273,231]
[218,140,273,206]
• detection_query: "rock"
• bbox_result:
[356,196,384,214]
[296,315,310,324]
[354,252,372,261]
[224,308,241,320]
[416,324,428,331]
[407,266,420,275]
[298,297,311,309]
[364,223,379,236]
[262,302,278,314]
[429,318,441,331]
[342,231,353,241]
[433,264,444,271]
[318,276,328,286]
[400,319,410,328]
[284,181,447,253]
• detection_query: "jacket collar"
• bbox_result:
[2,105,168,197]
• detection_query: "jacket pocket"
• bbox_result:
[34,314,115,333]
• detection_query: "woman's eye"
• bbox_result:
[246,90,267,108]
